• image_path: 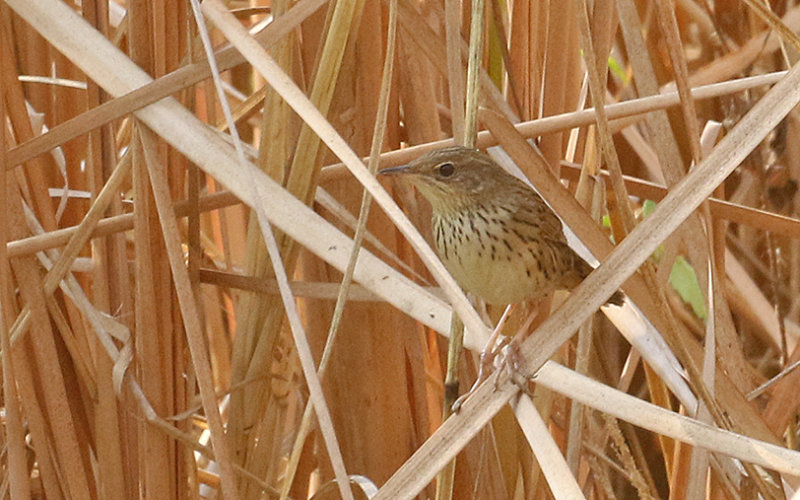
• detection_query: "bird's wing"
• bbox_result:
[512,186,570,245]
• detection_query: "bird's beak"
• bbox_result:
[377,164,411,177]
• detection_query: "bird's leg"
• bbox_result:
[493,307,538,392]
[452,304,515,412]
[477,303,515,382]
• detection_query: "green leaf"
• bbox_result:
[639,200,706,319]
[669,256,708,320]
[608,56,628,84]
[640,200,663,259]
[642,199,657,218]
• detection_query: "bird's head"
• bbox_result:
[379,146,514,213]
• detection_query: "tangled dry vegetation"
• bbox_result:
[4,0,800,498]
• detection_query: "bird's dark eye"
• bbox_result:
[438,162,455,177]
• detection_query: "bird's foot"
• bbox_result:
[451,304,539,410]
[451,362,490,413]
[451,305,516,413]
[451,336,531,412]
[494,340,534,396]
[492,338,520,390]
[452,335,517,413]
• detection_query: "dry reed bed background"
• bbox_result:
[3,0,800,498]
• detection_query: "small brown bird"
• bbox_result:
[380,146,623,307]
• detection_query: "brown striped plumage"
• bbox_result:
[381,146,623,306]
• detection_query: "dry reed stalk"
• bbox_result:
[0,17,31,500]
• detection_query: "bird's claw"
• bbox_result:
[451,337,531,413]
